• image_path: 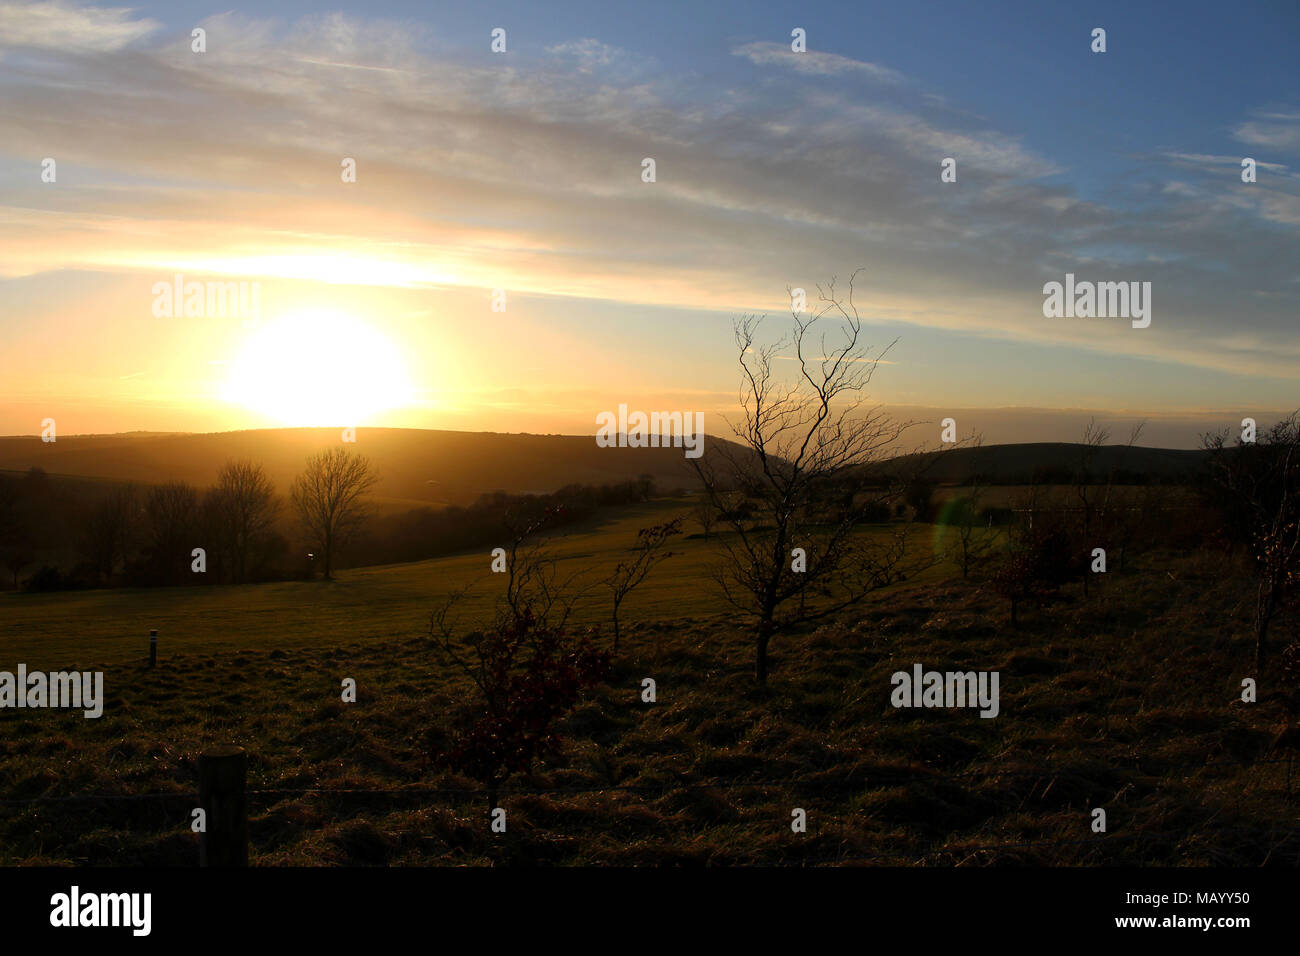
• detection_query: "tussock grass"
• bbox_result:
[1,525,1296,865]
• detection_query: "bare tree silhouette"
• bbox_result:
[291,448,378,579]
[0,475,34,588]
[604,517,682,653]
[210,460,279,584]
[82,485,140,585]
[142,481,200,585]
[691,271,928,686]
[1204,413,1300,674]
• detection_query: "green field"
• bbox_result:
[1,498,1295,866]
[1,498,949,669]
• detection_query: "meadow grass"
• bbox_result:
[0,499,947,668]
[1,502,1295,866]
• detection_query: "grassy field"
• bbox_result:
[0,498,952,668]
[1,499,1296,866]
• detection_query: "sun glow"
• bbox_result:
[221,310,417,426]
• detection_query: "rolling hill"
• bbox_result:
[878,442,1210,484]
[0,429,1214,516]
[0,428,722,507]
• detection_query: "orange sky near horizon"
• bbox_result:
[2,4,1296,450]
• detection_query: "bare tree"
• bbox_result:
[143,481,200,585]
[433,609,610,811]
[953,479,999,579]
[993,515,1074,627]
[1204,414,1300,674]
[1096,422,1146,574]
[212,460,279,584]
[692,271,926,686]
[692,495,718,539]
[604,518,682,653]
[199,487,232,583]
[495,505,595,630]
[431,503,608,692]
[0,475,33,588]
[904,474,936,522]
[82,485,140,585]
[1074,419,1110,597]
[291,449,377,579]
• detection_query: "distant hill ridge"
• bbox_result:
[0,428,723,507]
[0,429,1212,506]
[883,442,1209,484]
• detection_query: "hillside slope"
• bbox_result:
[881,442,1209,484]
[0,429,1213,510]
[0,428,719,506]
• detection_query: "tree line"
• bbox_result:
[0,449,377,590]
[346,476,663,568]
[0,457,670,592]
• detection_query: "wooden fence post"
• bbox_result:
[199,747,248,867]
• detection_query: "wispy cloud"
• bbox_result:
[546,37,656,78]
[1162,152,1289,173]
[732,41,902,83]
[0,1,160,52]
[0,7,1295,386]
[1233,108,1300,151]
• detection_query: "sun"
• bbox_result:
[221,310,417,426]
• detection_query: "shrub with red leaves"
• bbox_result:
[993,525,1075,627]
[436,608,610,807]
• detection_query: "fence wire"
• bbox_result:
[1,755,1292,805]
[3,754,1294,864]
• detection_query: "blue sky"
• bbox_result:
[117,0,1298,184]
[0,0,1297,444]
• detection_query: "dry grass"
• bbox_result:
[1,535,1296,866]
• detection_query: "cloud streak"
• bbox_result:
[0,6,1295,388]
[732,40,903,83]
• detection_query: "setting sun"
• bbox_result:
[2,0,1298,904]
[221,310,417,426]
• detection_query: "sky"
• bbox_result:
[0,0,1297,447]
